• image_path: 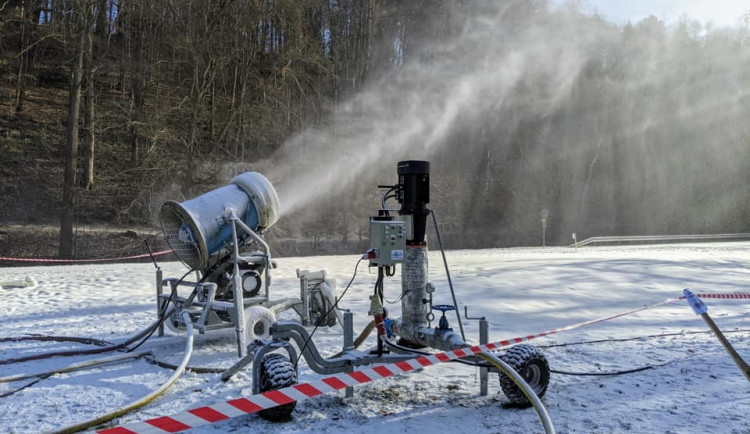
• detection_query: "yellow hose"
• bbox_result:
[329,320,376,359]
[478,351,556,434]
[53,311,195,434]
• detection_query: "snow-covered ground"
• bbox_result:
[1,243,749,433]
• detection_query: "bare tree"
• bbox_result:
[82,7,95,190]
[60,1,89,257]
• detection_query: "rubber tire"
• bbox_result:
[310,290,337,327]
[244,306,276,341]
[258,353,297,421]
[498,344,550,407]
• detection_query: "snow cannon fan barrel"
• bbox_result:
[397,160,430,245]
[159,172,280,270]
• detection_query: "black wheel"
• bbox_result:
[310,289,337,327]
[498,344,550,407]
[258,353,297,422]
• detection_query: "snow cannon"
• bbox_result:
[159,172,280,271]
[158,172,302,359]
[156,172,342,361]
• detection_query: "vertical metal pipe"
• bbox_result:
[343,311,354,398]
[343,312,354,351]
[376,267,386,356]
[156,267,164,337]
[479,319,488,396]
[300,276,310,326]
[230,218,247,358]
[401,246,429,331]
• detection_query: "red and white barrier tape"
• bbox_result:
[0,250,173,264]
[98,291,750,434]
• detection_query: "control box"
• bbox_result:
[369,219,406,266]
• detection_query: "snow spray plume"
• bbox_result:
[270,1,598,217]
[269,1,750,244]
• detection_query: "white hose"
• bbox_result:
[478,351,556,434]
[54,311,195,434]
[0,351,151,383]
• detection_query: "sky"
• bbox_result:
[555,0,750,27]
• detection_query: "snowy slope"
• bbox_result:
[1,243,749,433]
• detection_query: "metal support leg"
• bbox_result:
[300,277,310,326]
[230,218,247,358]
[156,267,164,337]
[196,283,217,334]
[343,312,354,398]
[480,319,489,396]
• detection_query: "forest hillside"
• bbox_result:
[0,1,749,259]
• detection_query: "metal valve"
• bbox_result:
[431,305,455,331]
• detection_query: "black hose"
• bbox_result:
[0,309,175,366]
[142,355,226,374]
[0,266,201,366]
[0,335,112,346]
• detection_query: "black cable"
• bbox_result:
[430,209,465,342]
[0,374,53,398]
[126,267,195,353]
[125,268,198,353]
[144,239,159,269]
[384,293,406,304]
[537,329,750,349]
[125,301,172,353]
[389,265,396,277]
[377,274,384,304]
[294,258,363,370]
[550,366,658,376]
[374,268,384,301]
[384,339,676,376]
[380,187,397,212]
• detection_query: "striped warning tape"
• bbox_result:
[0,250,174,264]
[97,291,750,434]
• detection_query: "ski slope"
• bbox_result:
[1,243,749,433]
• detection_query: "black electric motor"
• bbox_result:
[397,160,430,245]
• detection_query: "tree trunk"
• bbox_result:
[60,3,87,258]
[13,0,27,115]
[83,20,95,190]
[95,0,108,36]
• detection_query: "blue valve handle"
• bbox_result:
[432,304,455,313]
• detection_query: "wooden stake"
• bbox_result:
[684,289,750,382]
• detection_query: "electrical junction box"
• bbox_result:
[369,219,406,266]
